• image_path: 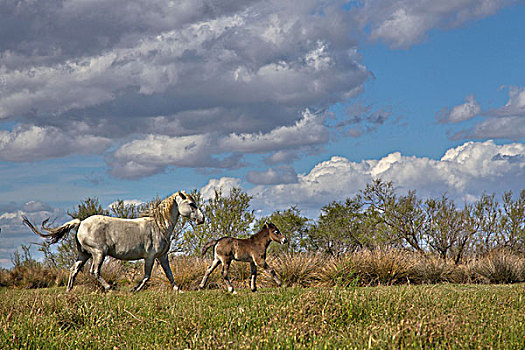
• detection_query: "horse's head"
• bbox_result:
[175,191,205,225]
[265,222,287,244]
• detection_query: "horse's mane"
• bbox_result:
[140,192,180,232]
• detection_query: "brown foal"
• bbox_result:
[199,222,287,293]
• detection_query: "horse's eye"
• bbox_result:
[189,203,197,209]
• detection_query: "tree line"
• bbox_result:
[30,179,524,269]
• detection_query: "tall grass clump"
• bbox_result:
[1,264,69,289]
[316,255,359,287]
[268,253,322,287]
[165,255,211,290]
[472,249,525,284]
[409,254,469,284]
[353,248,413,285]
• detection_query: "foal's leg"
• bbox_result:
[255,258,282,287]
[132,257,155,292]
[199,257,221,290]
[67,252,90,292]
[157,255,182,292]
[221,258,236,294]
[250,262,258,292]
[90,251,112,291]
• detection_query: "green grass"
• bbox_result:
[1,284,524,349]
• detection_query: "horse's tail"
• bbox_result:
[22,216,81,244]
[201,239,219,256]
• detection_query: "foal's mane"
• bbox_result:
[252,223,270,239]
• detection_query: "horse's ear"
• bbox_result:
[264,222,269,228]
[179,191,187,200]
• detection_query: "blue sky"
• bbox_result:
[1,0,524,268]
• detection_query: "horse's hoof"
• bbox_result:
[232,290,238,295]
[251,288,257,293]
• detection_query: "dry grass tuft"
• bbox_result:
[409,254,460,284]
[268,253,322,287]
[315,255,358,287]
[472,249,525,284]
[352,249,413,285]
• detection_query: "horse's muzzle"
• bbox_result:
[281,237,288,244]
[196,217,205,225]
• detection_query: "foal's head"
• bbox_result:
[265,222,287,244]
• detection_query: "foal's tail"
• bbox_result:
[201,239,219,256]
[22,216,81,244]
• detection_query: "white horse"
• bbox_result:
[23,191,204,292]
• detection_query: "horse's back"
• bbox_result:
[79,216,150,236]
[77,215,156,258]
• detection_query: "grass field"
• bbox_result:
[1,284,524,349]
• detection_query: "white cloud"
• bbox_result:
[358,0,513,49]
[200,177,242,200]
[452,117,525,140]
[110,110,332,178]
[249,141,525,214]
[246,166,298,185]
[445,87,525,140]
[490,86,525,117]
[110,134,219,178]
[437,94,481,123]
[0,0,373,165]
[219,110,329,153]
[0,125,112,162]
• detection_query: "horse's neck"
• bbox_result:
[161,211,179,240]
[253,229,271,248]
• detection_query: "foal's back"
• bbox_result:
[215,236,260,262]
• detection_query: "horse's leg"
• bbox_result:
[221,258,235,294]
[157,255,182,292]
[255,259,282,287]
[67,252,90,292]
[132,257,155,292]
[90,251,112,291]
[250,262,257,292]
[199,257,221,290]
